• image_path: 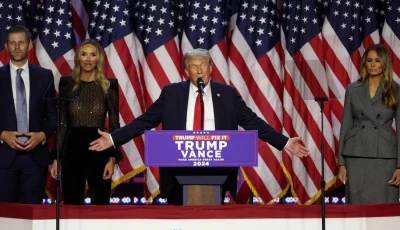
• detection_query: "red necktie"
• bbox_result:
[193,90,203,130]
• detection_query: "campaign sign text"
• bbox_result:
[145,130,258,167]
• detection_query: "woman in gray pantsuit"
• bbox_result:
[338,44,400,204]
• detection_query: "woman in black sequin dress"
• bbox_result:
[50,39,121,205]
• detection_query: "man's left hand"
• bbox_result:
[23,132,46,151]
[285,137,309,158]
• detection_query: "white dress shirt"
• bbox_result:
[10,61,30,125]
[186,81,215,130]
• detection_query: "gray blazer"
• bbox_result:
[338,79,400,168]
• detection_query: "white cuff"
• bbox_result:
[109,134,116,148]
[283,139,289,149]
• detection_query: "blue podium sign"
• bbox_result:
[144,130,258,167]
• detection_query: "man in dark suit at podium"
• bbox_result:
[0,25,57,204]
[89,48,309,205]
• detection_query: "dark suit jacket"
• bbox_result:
[0,63,57,168]
[112,80,288,148]
[111,80,289,197]
[339,80,400,167]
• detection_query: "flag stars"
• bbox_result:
[45,16,52,24]
[204,4,210,11]
[160,7,167,14]
[48,5,54,12]
[202,15,208,21]
[155,28,162,35]
[212,17,218,24]
[248,26,254,33]
[193,2,200,8]
[349,36,353,41]
[107,27,113,33]
[255,39,262,46]
[58,8,65,15]
[192,13,198,20]
[290,37,296,43]
[144,37,150,44]
[365,17,371,23]
[190,24,196,31]
[16,16,22,22]
[110,16,116,23]
[252,4,258,11]
[168,20,174,27]
[18,5,23,10]
[104,2,110,9]
[210,28,216,34]
[158,18,164,25]
[150,4,156,11]
[51,41,58,48]
[198,37,204,44]
[54,30,61,37]
[396,17,400,23]
[240,13,246,20]
[213,6,220,13]
[56,19,63,26]
[113,5,119,12]
[257,28,264,35]
[200,26,207,33]
[242,2,249,9]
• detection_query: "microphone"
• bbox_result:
[197,77,205,93]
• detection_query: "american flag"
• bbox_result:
[35,0,77,86]
[229,0,289,203]
[280,0,337,204]
[381,0,400,82]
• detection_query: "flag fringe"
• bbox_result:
[111,164,147,190]
[282,163,337,205]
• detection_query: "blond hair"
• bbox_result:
[358,44,398,109]
[71,39,110,94]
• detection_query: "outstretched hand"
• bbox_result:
[285,137,309,158]
[89,129,113,151]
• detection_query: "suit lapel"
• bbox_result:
[28,64,39,130]
[210,80,222,130]
[355,79,377,123]
[178,80,190,129]
[2,65,17,126]
[371,83,382,105]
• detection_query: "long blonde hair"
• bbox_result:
[71,39,110,94]
[358,44,398,109]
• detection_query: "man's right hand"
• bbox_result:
[0,131,26,151]
[89,129,113,152]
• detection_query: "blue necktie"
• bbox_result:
[16,68,28,142]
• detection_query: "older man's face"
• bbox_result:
[185,56,212,87]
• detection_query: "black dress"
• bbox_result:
[58,77,121,205]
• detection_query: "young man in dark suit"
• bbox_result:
[0,25,57,204]
[89,48,309,204]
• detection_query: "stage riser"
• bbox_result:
[1,217,400,230]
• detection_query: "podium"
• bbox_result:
[145,130,258,205]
